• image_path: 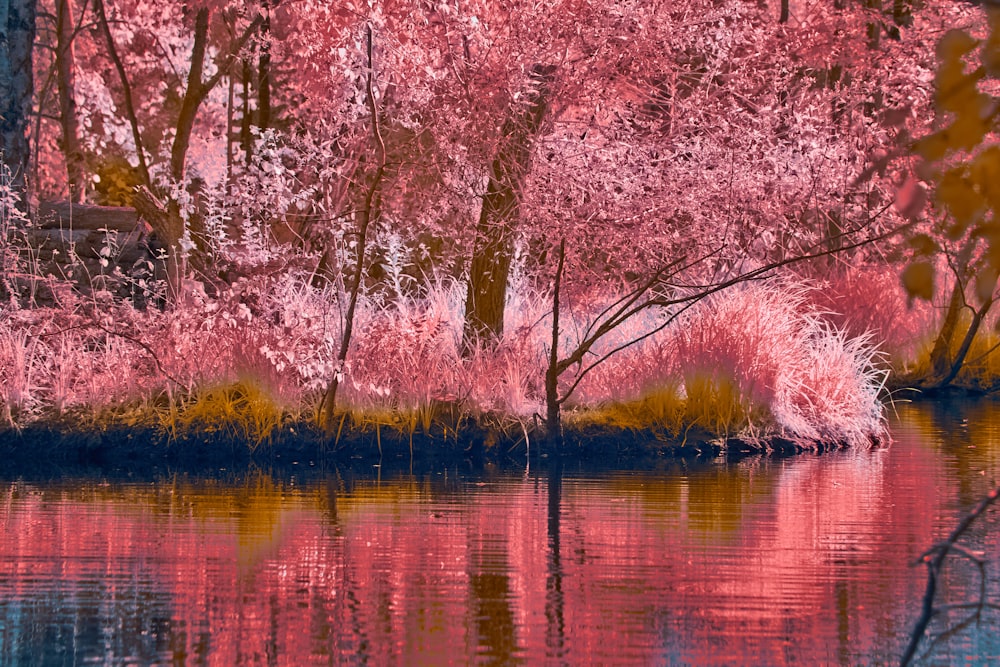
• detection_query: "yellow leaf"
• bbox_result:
[971,146,1000,212]
[946,102,991,150]
[937,167,984,228]
[907,233,939,256]
[937,29,979,62]
[915,132,949,162]
[901,261,935,302]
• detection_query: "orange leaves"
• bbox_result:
[901,261,934,302]
[936,28,979,62]
[937,166,984,232]
[900,13,1000,308]
[971,146,1000,213]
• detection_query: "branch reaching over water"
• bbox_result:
[900,482,1000,666]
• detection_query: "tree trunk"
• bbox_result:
[240,57,253,164]
[55,0,84,202]
[0,0,37,214]
[936,296,994,388]
[545,239,566,451]
[171,9,210,184]
[134,185,185,301]
[463,64,556,351]
[892,0,910,27]
[779,0,789,24]
[928,281,964,381]
[928,240,976,383]
[93,0,150,187]
[257,0,271,132]
[865,0,882,50]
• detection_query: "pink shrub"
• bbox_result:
[566,281,886,446]
[0,268,888,448]
[804,267,937,367]
[677,283,886,445]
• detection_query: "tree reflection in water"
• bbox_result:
[2,400,1000,664]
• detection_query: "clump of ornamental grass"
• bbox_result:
[155,380,289,449]
[0,262,888,452]
[341,277,549,442]
[566,282,887,448]
[0,304,164,428]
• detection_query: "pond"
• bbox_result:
[3,398,1000,665]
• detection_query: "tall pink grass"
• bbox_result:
[570,282,887,446]
[0,269,889,448]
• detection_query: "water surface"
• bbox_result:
[3,398,1000,665]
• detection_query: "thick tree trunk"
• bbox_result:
[463,64,556,351]
[928,281,964,381]
[0,0,37,214]
[55,0,84,202]
[134,185,185,300]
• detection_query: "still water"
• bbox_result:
[3,399,1000,666]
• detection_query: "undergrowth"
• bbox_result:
[0,267,894,452]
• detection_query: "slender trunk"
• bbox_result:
[241,57,253,163]
[320,24,386,438]
[257,0,271,132]
[157,9,260,300]
[226,63,234,190]
[0,0,37,214]
[463,64,556,351]
[892,0,909,27]
[865,0,882,50]
[545,239,566,450]
[171,9,209,183]
[779,0,789,24]
[936,297,994,388]
[928,240,976,382]
[55,0,84,202]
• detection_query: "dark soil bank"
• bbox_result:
[0,418,856,477]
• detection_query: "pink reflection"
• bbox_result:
[0,419,992,666]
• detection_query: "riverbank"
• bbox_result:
[0,407,874,477]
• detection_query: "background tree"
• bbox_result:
[0,0,37,213]
[53,0,83,201]
[892,7,1000,388]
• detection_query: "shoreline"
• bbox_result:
[3,390,995,478]
[0,414,867,478]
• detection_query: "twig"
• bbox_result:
[900,483,1000,666]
